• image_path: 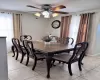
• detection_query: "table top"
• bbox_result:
[33,41,75,53]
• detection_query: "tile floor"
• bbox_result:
[8,53,100,80]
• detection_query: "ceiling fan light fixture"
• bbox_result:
[44,15,50,18]
[52,13,59,17]
[42,11,49,16]
[34,13,41,17]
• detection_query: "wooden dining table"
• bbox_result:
[33,41,75,78]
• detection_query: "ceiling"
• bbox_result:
[0,0,100,13]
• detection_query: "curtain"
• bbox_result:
[0,13,13,52]
[13,14,22,39]
[76,13,92,43]
[69,15,81,45]
[60,16,72,44]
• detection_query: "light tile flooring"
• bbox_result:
[8,53,100,80]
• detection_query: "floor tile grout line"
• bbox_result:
[8,66,28,72]
[8,64,100,78]
[34,69,79,80]
[8,54,100,80]
[75,64,100,79]
[72,64,99,77]
[84,64,100,73]
[23,71,47,80]
[8,54,81,79]
[23,76,37,80]
[73,76,88,80]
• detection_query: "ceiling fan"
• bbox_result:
[27,4,68,18]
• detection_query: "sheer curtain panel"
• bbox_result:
[0,13,13,52]
[69,15,81,45]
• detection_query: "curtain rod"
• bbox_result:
[0,11,21,14]
[0,12,12,14]
[61,9,100,17]
[0,9,25,14]
[63,12,95,17]
[73,12,95,15]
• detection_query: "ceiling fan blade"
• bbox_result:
[27,5,41,10]
[51,5,66,11]
[51,11,68,14]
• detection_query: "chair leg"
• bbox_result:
[68,63,73,76]
[78,61,82,71]
[26,56,29,66]
[20,54,24,63]
[32,58,37,71]
[15,52,19,60]
[81,62,84,65]
[51,59,56,67]
[59,61,61,64]
[81,54,85,65]
[52,59,55,64]
[12,46,15,57]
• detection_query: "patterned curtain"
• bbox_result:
[60,16,72,44]
[76,13,93,43]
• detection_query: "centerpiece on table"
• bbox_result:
[42,34,52,44]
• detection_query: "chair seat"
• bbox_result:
[19,46,26,54]
[36,54,45,59]
[29,51,45,59]
[53,54,72,63]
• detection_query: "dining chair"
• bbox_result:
[52,42,88,76]
[12,35,32,57]
[20,35,32,42]
[12,38,26,63]
[54,37,74,45]
[66,37,74,45]
[23,40,45,70]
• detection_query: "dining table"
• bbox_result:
[33,41,75,78]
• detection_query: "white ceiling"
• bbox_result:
[0,0,100,12]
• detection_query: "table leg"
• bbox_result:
[46,55,52,78]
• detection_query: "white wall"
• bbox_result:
[22,13,49,41]
[46,16,61,37]
[95,24,100,54]
[93,12,100,55]
[22,13,62,40]
[88,12,100,55]
[21,13,62,42]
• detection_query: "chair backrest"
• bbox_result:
[54,37,74,45]
[12,38,24,53]
[70,38,74,45]
[66,37,74,45]
[80,42,88,60]
[23,40,35,56]
[69,42,88,62]
[20,35,32,42]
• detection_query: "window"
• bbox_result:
[0,13,13,52]
[69,15,80,44]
